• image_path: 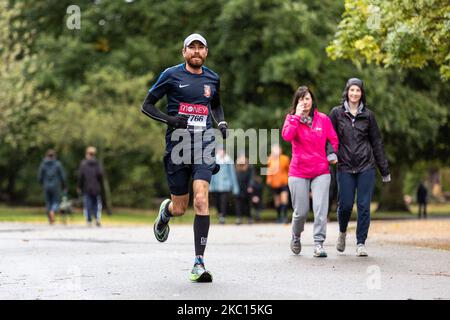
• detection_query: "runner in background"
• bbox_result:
[266,144,290,223]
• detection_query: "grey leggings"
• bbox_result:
[288,174,331,244]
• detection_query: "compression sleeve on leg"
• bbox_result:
[194,215,210,257]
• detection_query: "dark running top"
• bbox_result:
[149,63,220,136]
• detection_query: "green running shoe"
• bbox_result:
[190,258,213,283]
[153,199,171,242]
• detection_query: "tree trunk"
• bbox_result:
[6,154,20,203]
[102,171,113,216]
[376,163,410,212]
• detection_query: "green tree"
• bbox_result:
[0,0,55,202]
[327,0,450,80]
[325,0,450,210]
[1,0,448,212]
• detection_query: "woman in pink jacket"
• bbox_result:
[282,86,339,257]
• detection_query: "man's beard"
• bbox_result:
[186,56,204,69]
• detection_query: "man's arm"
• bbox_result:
[140,93,188,128]
[210,91,228,139]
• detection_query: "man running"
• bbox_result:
[140,33,228,282]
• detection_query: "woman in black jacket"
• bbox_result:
[329,78,390,256]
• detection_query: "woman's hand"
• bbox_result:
[295,101,305,116]
[327,153,338,164]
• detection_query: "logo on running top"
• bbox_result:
[179,83,190,88]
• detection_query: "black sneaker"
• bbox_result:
[153,199,171,242]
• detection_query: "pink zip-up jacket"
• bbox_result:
[282,109,339,179]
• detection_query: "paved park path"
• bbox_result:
[0,221,449,300]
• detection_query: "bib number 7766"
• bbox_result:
[178,103,208,131]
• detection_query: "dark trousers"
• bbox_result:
[83,194,102,222]
[236,195,251,218]
[336,168,375,245]
[251,197,262,221]
[418,203,427,219]
[45,188,60,213]
[212,192,230,217]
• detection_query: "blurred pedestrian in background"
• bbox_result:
[78,146,104,227]
[38,149,67,225]
[209,146,239,224]
[417,181,428,219]
[249,174,264,222]
[266,144,290,223]
[235,153,254,225]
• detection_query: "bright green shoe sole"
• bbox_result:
[190,270,213,283]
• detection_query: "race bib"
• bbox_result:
[178,103,208,131]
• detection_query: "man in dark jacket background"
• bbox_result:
[38,149,67,224]
[78,146,104,227]
[417,181,428,219]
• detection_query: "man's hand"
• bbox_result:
[168,114,189,129]
[218,121,229,139]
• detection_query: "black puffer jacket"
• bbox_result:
[329,104,390,177]
[78,159,104,196]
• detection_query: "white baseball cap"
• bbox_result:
[183,33,208,48]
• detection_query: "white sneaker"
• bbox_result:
[356,244,368,257]
[313,244,327,258]
[336,232,346,252]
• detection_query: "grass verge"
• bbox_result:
[0,203,448,226]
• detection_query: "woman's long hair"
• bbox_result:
[288,86,317,116]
